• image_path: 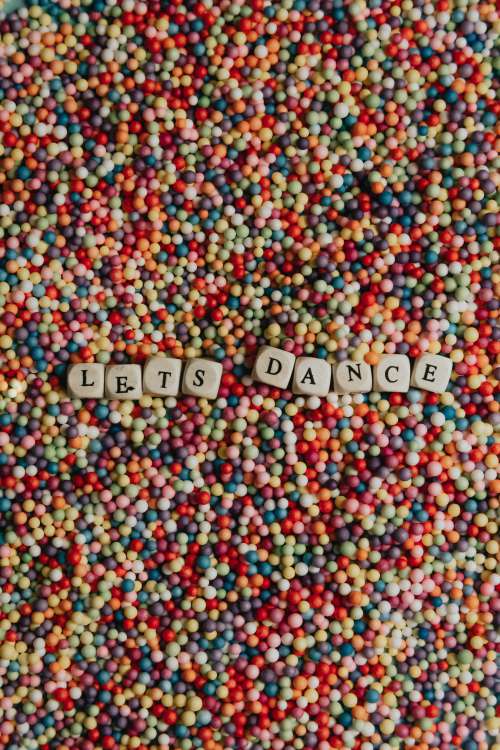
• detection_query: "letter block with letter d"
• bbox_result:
[252,345,296,389]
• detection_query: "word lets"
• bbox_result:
[67,348,452,401]
[67,358,223,400]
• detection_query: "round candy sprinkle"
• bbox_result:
[0,0,498,749]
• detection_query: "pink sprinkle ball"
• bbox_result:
[0,0,498,748]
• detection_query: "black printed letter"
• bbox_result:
[159,370,172,388]
[422,364,437,382]
[346,363,362,382]
[300,367,316,385]
[81,369,95,387]
[116,376,133,394]
[194,369,205,387]
[265,357,282,376]
[385,365,398,383]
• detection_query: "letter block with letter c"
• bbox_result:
[373,355,411,393]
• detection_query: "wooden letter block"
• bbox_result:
[333,360,372,394]
[252,346,295,389]
[293,357,331,397]
[105,364,142,400]
[373,354,411,392]
[67,363,104,399]
[182,359,222,399]
[143,357,182,396]
[411,354,452,393]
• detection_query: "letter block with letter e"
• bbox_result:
[411,354,452,393]
[105,365,143,399]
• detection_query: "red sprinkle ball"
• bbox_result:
[0,0,498,749]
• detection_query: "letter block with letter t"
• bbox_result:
[143,357,183,396]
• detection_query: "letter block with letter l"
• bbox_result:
[252,346,296,389]
[67,363,105,398]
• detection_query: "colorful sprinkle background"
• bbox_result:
[0,0,499,748]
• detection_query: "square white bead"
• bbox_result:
[182,359,222,399]
[332,360,372,394]
[411,354,452,393]
[105,364,143,400]
[373,355,411,392]
[292,357,331,397]
[143,357,182,396]
[67,363,105,399]
[252,346,296,389]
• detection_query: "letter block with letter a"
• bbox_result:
[292,357,331,397]
[252,346,296,389]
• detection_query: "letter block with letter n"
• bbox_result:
[333,360,372,394]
